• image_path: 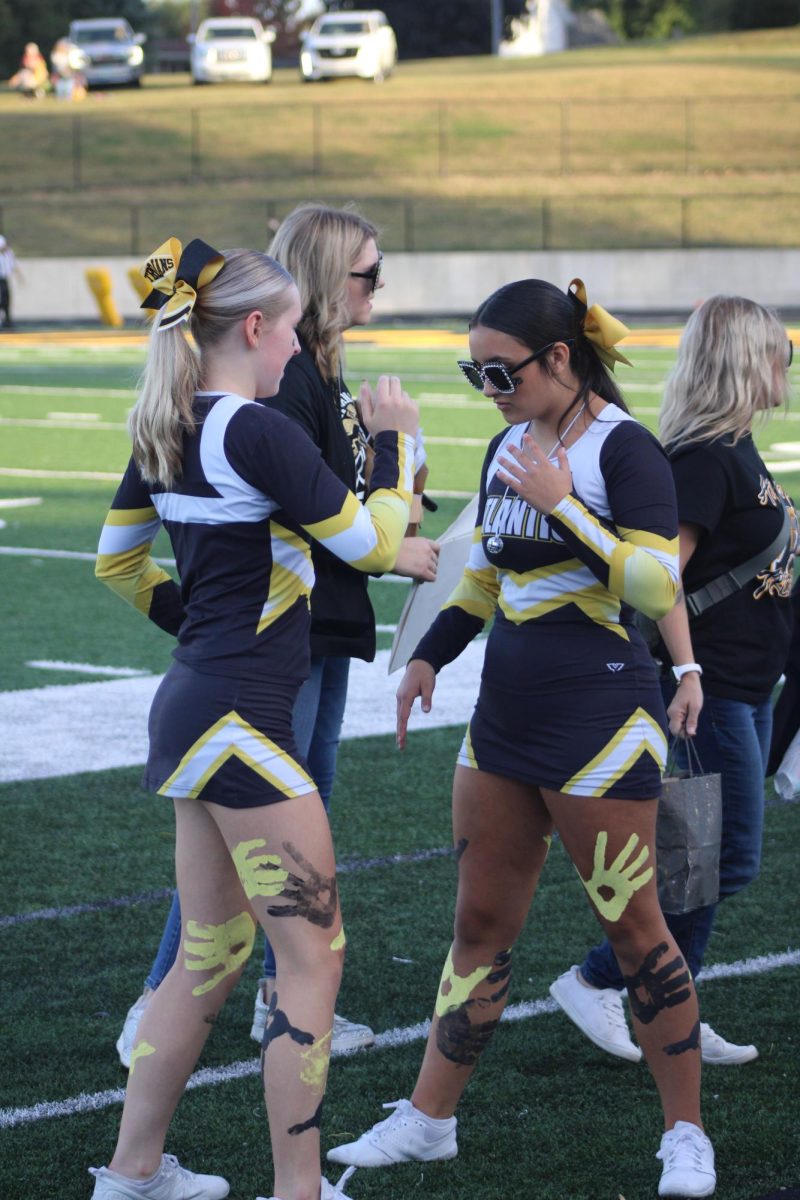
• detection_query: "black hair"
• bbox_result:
[470,279,629,436]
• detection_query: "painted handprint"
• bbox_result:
[183,910,256,996]
[579,830,653,921]
[266,841,338,928]
[232,837,289,899]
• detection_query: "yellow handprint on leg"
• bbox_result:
[579,831,653,922]
[232,838,289,899]
[184,910,256,996]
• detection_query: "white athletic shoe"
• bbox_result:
[657,1121,716,1197]
[115,990,151,1070]
[255,1166,357,1200]
[549,966,642,1063]
[250,980,374,1053]
[326,1098,458,1168]
[89,1154,229,1200]
[700,1022,758,1065]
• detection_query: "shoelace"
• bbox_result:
[657,1130,707,1168]
[368,1099,406,1137]
[599,992,629,1031]
[331,1166,357,1196]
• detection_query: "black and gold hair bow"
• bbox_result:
[140,237,225,330]
[569,278,632,371]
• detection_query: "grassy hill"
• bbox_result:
[0,26,798,254]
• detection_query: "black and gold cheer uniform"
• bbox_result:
[413,406,679,800]
[96,392,413,807]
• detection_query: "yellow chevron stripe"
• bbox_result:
[104,506,159,526]
[561,707,666,797]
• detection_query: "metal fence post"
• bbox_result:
[130,205,140,256]
[190,109,201,180]
[438,102,448,178]
[680,196,690,247]
[72,113,82,189]
[403,199,414,252]
[560,101,569,176]
[683,99,692,173]
[312,105,323,176]
[542,197,551,249]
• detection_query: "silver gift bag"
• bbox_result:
[656,741,722,915]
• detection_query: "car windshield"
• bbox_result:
[318,20,371,34]
[73,27,129,44]
[201,26,258,40]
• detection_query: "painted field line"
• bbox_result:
[0,848,454,930]
[26,660,153,678]
[0,641,484,783]
[425,436,486,447]
[0,417,127,432]
[0,546,175,567]
[47,411,102,420]
[1,948,796,1130]
[0,497,41,509]
[0,467,122,481]
[0,386,134,398]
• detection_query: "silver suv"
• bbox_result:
[300,10,397,83]
[68,18,146,87]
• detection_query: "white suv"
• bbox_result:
[68,18,146,87]
[190,17,275,85]
[300,10,397,83]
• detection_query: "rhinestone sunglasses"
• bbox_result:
[457,340,570,394]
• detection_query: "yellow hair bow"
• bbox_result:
[140,237,225,331]
[569,278,632,371]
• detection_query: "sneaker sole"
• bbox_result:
[549,980,643,1063]
[701,1047,758,1065]
[327,1144,457,1168]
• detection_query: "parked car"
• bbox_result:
[67,18,146,87]
[190,17,275,85]
[300,10,397,83]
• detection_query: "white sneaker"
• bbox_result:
[657,1121,716,1197]
[332,1013,375,1054]
[255,1167,357,1200]
[250,980,374,1054]
[89,1154,229,1199]
[116,991,151,1070]
[327,1098,457,1168]
[549,966,642,1063]
[700,1022,758,1065]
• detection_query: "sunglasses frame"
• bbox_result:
[349,251,383,294]
[457,340,566,394]
[788,339,794,370]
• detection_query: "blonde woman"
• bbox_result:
[551,297,796,1081]
[91,237,418,1200]
[115,205,438,1066]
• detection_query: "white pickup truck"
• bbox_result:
[68,17,146,87]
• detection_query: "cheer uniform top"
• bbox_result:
[96,392,413,807]
[413,406,679,800]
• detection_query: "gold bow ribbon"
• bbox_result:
[569,278,632,371]
[140,237,225,331]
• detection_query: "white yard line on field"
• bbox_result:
[0,641,485,783]
[1,948,796,1129]
[26,660,153,677]
[0,385,134,397]
[0,417,127,432]
[0,467,121,481]
[0,497,42,508]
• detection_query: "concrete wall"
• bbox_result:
[11,248,800,323]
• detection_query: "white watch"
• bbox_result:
[672,662,703,682]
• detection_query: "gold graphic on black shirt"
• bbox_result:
[754,476,798,599]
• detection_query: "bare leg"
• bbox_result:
[542,789,702,1131]
[412,766,552,1118]
[109,791,343,1200]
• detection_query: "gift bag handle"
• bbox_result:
[666,734,708,777]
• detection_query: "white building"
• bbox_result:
[499,0,571,57]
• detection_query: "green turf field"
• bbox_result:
[0,333,798,1200]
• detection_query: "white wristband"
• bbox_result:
[672,662,703,682]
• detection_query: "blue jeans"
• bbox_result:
[144,655,351,991]
[581,687,772,989]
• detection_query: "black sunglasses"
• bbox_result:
[457,341,568,394]
[349,252,383,294]
[788,340,794,369]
